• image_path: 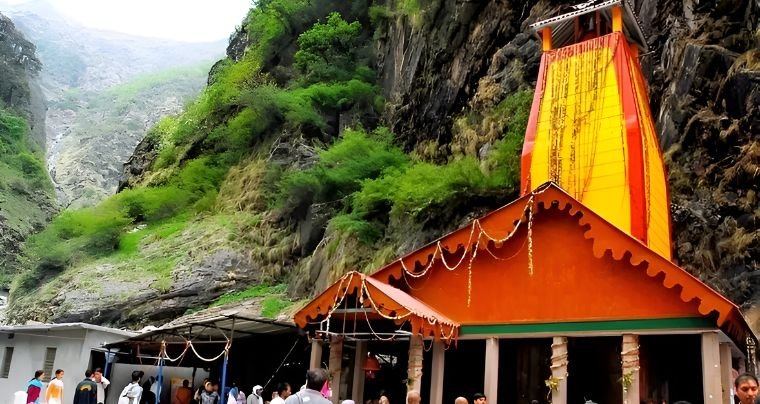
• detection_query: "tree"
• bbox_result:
[293,12,363,83]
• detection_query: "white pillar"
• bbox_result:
[329,336,344,404]
[622,334,640,404]
[408,335,424,394]
[352,340,367,403]
[720,342,733,404]
[484,338,500,403]
[703,332,722,404]
[310,339,323,369]
[429,341,445,404]
[551,337,569,404]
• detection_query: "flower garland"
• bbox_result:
[397,185,547,307]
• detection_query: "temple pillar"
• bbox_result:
[702,332,722,404]
[329,336,344,404]
[408,335,424,394]
[430,341,445,404]
[621,334,640,404]
[720,342,733,404]
[352,340,367,403]
[310,338,323,369]
[550,337,568,404]
[484,338,500,403]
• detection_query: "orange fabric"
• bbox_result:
[519,32,672,260]
[175,387,193,404]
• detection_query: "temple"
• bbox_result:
[292,1,758,404]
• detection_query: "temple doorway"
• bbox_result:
[639,334,703,404]
[498,338,552,404]
[567,336,623,404]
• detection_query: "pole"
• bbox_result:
[221,352,229,398]
[157,357,164,404]
[104,349,112,379]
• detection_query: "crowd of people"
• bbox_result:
[16,367,760,404]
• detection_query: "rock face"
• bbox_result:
[378,0,759,309]
[3,3,223,208]
[634,0,759,313]
[9,0,760,328]
[0,12,56,284]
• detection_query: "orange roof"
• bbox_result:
[366,183,752,346]
[293,271,459,341]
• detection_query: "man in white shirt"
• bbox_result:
[284,370,330,404]
[271,383,291,404]
[92,368,111,404]
[118,371,143,404]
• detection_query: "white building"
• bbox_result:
[0,323,136,404]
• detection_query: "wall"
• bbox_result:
[0,328,132,404]
[0,328,86,404]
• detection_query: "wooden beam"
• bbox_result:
[484,338,499,403]
[612,5,623,32]
[429,341,445,404]
[703,332,723,404]
[329,336,344,404]
[622,334,640,404]
[720,342,733,404]
[551,336,568,404]
[352,340,367,403]
[407,335,423,395]
[542,27,552,51]
[310,339,323,369]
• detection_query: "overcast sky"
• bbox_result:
[1,0,252,42]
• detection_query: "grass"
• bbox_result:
[211,283,287,307]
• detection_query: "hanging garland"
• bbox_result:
[397,185,549,306]
[310,185,552,342]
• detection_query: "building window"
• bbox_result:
[42,347,56,382]
[1,347,13,378]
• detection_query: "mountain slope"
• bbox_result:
[2,1,225,207]
[0,11,55,286]
[6,0,759,330]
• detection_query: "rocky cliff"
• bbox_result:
[6,0,759,329]
[0,12,56,287]
[2,1,224,208]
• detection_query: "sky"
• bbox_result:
[1,0,253,42]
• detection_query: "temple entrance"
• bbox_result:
[639,334,703,404]
[498,338,552,404]
[443,340,486,404]
[567,337,623,404]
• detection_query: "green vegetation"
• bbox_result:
[10,0,531,322]
[211,283,287,307]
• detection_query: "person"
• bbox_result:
[46,369,65,404]
[248,386,263,404]
[195,379,210,404]
[735,373,758,404]
[406,391,421,404]
[74,370,98,404]
[118,371,144,404]
[176,380,194,404]
[271,383,290,404]
[473,394,487,404]
[284,369,331,404]
[342,401,355,404]
[200,381,220,404]
[378,390,390,404]
[92,368,111,404]
[139,378,156,404]
[236,389,246,404]
[25,370,44,404]
[454,398,468,404]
